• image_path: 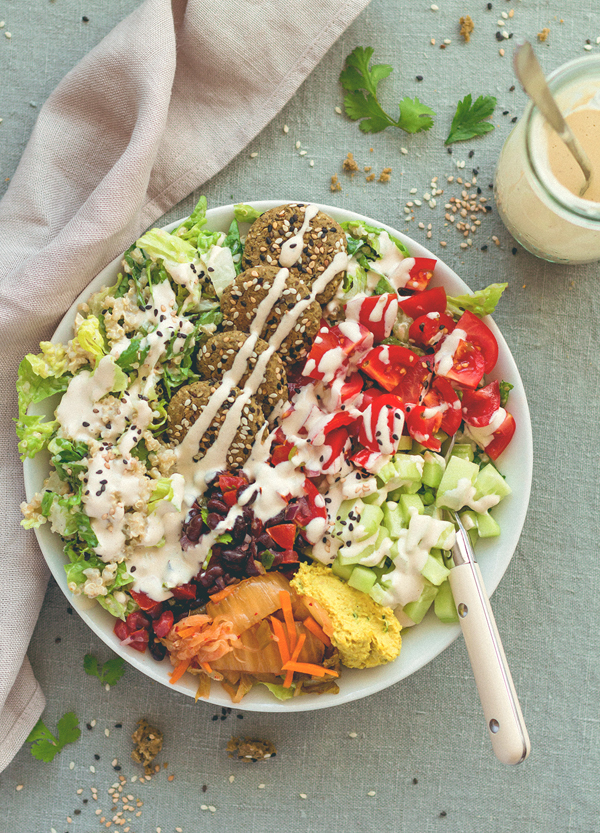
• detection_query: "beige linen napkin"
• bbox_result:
[0,0,369,772]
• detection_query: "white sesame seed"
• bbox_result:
[258,783,266,789]
[400,147,409,155]
[430,37,436,45]
[335,106,342,114]
[503,30,509,38]
[208,806,217,813]
[16,784,23,791]
[295,140,301,149]
[368,790,377,797]
[460,242,468,248]
[404,207,411,214]
[440,241,447,247]
[105,729,110,737]
[229,775,235,783]
[418,222,425,229]
[414,199,422,206]
[423,192,431,200]
[310,160,314,167]
[501,11,508,18]
[584,44,593,51]
[250,152,258,158]
[431,4,439,9]
[429,199,437,208]
[444,38,451,44]
[497,19,505,26]
[299,150,307,156]
[283,124,289,133]
[201,805,208,811]
[5,31,11,39]
[348,732,358,738]
[90,766,96,773]
[0,21,4,28]
[299,793,307,799]
[410,187,418,194]
[91,719,96,727]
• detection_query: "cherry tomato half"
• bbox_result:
[485,412,516,460]
[399,286,447,319]
[423,376,462,436]
[409,311,456,349]
[406,257,437,291]
[404,404,443,452]
[456,310,498,374]
[461,380,501,427]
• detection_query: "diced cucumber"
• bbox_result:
[393,454,423,483]
[382,502,405,539]
[459,509,478,531]
[333,499,361,538]
[348,565,377,594]
[362,491,384,505]
[331,557,355,581]
[398,493,424,524]
[369,582,389,605]
[475,511,501,538]
[474,463,512,500]
[387,487,403,502]
[356,503,384,541]
[420,554,451,586]
[399,480,422,495]
[451,443,475,461]
[435,521,456,551]
[436,455,479,495]
[377,460,399,485]
[422,451,445,489]
[337,527,389,566]
[403,581,439,624]
[434,579,459,623]
[398,435,413,451]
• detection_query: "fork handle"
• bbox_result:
[448,562,531,765]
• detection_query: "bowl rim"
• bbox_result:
[24,199,533,712]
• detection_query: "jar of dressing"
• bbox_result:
[494,55,600,263]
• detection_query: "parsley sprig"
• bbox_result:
[84,654,126,687]
[26,713,81,762]
[445,94,497,144]
[340,47,435,135]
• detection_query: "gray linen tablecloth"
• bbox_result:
[1,0,599,831]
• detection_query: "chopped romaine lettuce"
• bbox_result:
[73,316,106,364]
[16,415,59,461]
[26,342,68,379]
[234,203,262,224]
[137,227,197,264]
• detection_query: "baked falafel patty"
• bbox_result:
[196,330,288,415]
[166,381,265,467]
[242,203,347,304]
[220,265,321,365]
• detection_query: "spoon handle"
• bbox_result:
[448,560,531,765]
[513,41,593,185]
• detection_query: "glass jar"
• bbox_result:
[494,55,600,263]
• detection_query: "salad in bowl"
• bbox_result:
[18,198,528,707]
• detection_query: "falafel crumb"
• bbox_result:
[131,719,163,775]
[537,27,550,42]
[227,737,277,763]
[378,167,392,183]
[330,174,342,192]
[459,15,474,42]
[342,152,360,176]
[366,174,376,183]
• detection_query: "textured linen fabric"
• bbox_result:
[0,0,370,773]
[2,0,600,830]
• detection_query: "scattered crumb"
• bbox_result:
[226,737,277,763]
[366,174,376,182]
[378,167,392,183]
[342,152,360,176]
[131,719,163,775]
[364,166,372,172]
[459,15,474,42]
[330,174,342,192]
[537,27,550,42]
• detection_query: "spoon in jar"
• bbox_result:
[513,40,594,197]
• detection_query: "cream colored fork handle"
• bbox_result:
[448,562,531,765]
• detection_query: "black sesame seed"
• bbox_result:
[82,15,89,22]
[511,116,518,123]
[481,245,488,251]
[509,84,515,91]
[487,1,492,7]
[416,75,423,81]
[512,247,518,255]
[496,31,503,41]
[503,110,509,115]
[94,754,100,760]
[468,150,474,158]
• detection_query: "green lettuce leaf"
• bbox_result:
[233,204,262,224]
[26,342,69,379]
[446,282,508,317]
[73,316,106,364]
[258,681,296,701]
[137,228,197,265]
[16,415,59,461]
[222,218,243,274]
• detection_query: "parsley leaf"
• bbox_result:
[499,381,514,407]
[340,47,435,136]
[84,654,126,687]
[445,94,497,145]
[26,713,81,762]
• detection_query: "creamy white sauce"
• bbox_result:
[434,327,467,377]
[437,477,500,513]
[279,204,320,267]
[464,407,506,448]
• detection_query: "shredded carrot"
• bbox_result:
[283,632,306,688]
[269,616,290,665]
[303,616,332,647]
[200,661,213,674]
[208,585,237,604]
[279,590,297,652]
[281,661,339,678]
[169,659,191,684]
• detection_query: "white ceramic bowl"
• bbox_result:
[24,201,533,712]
